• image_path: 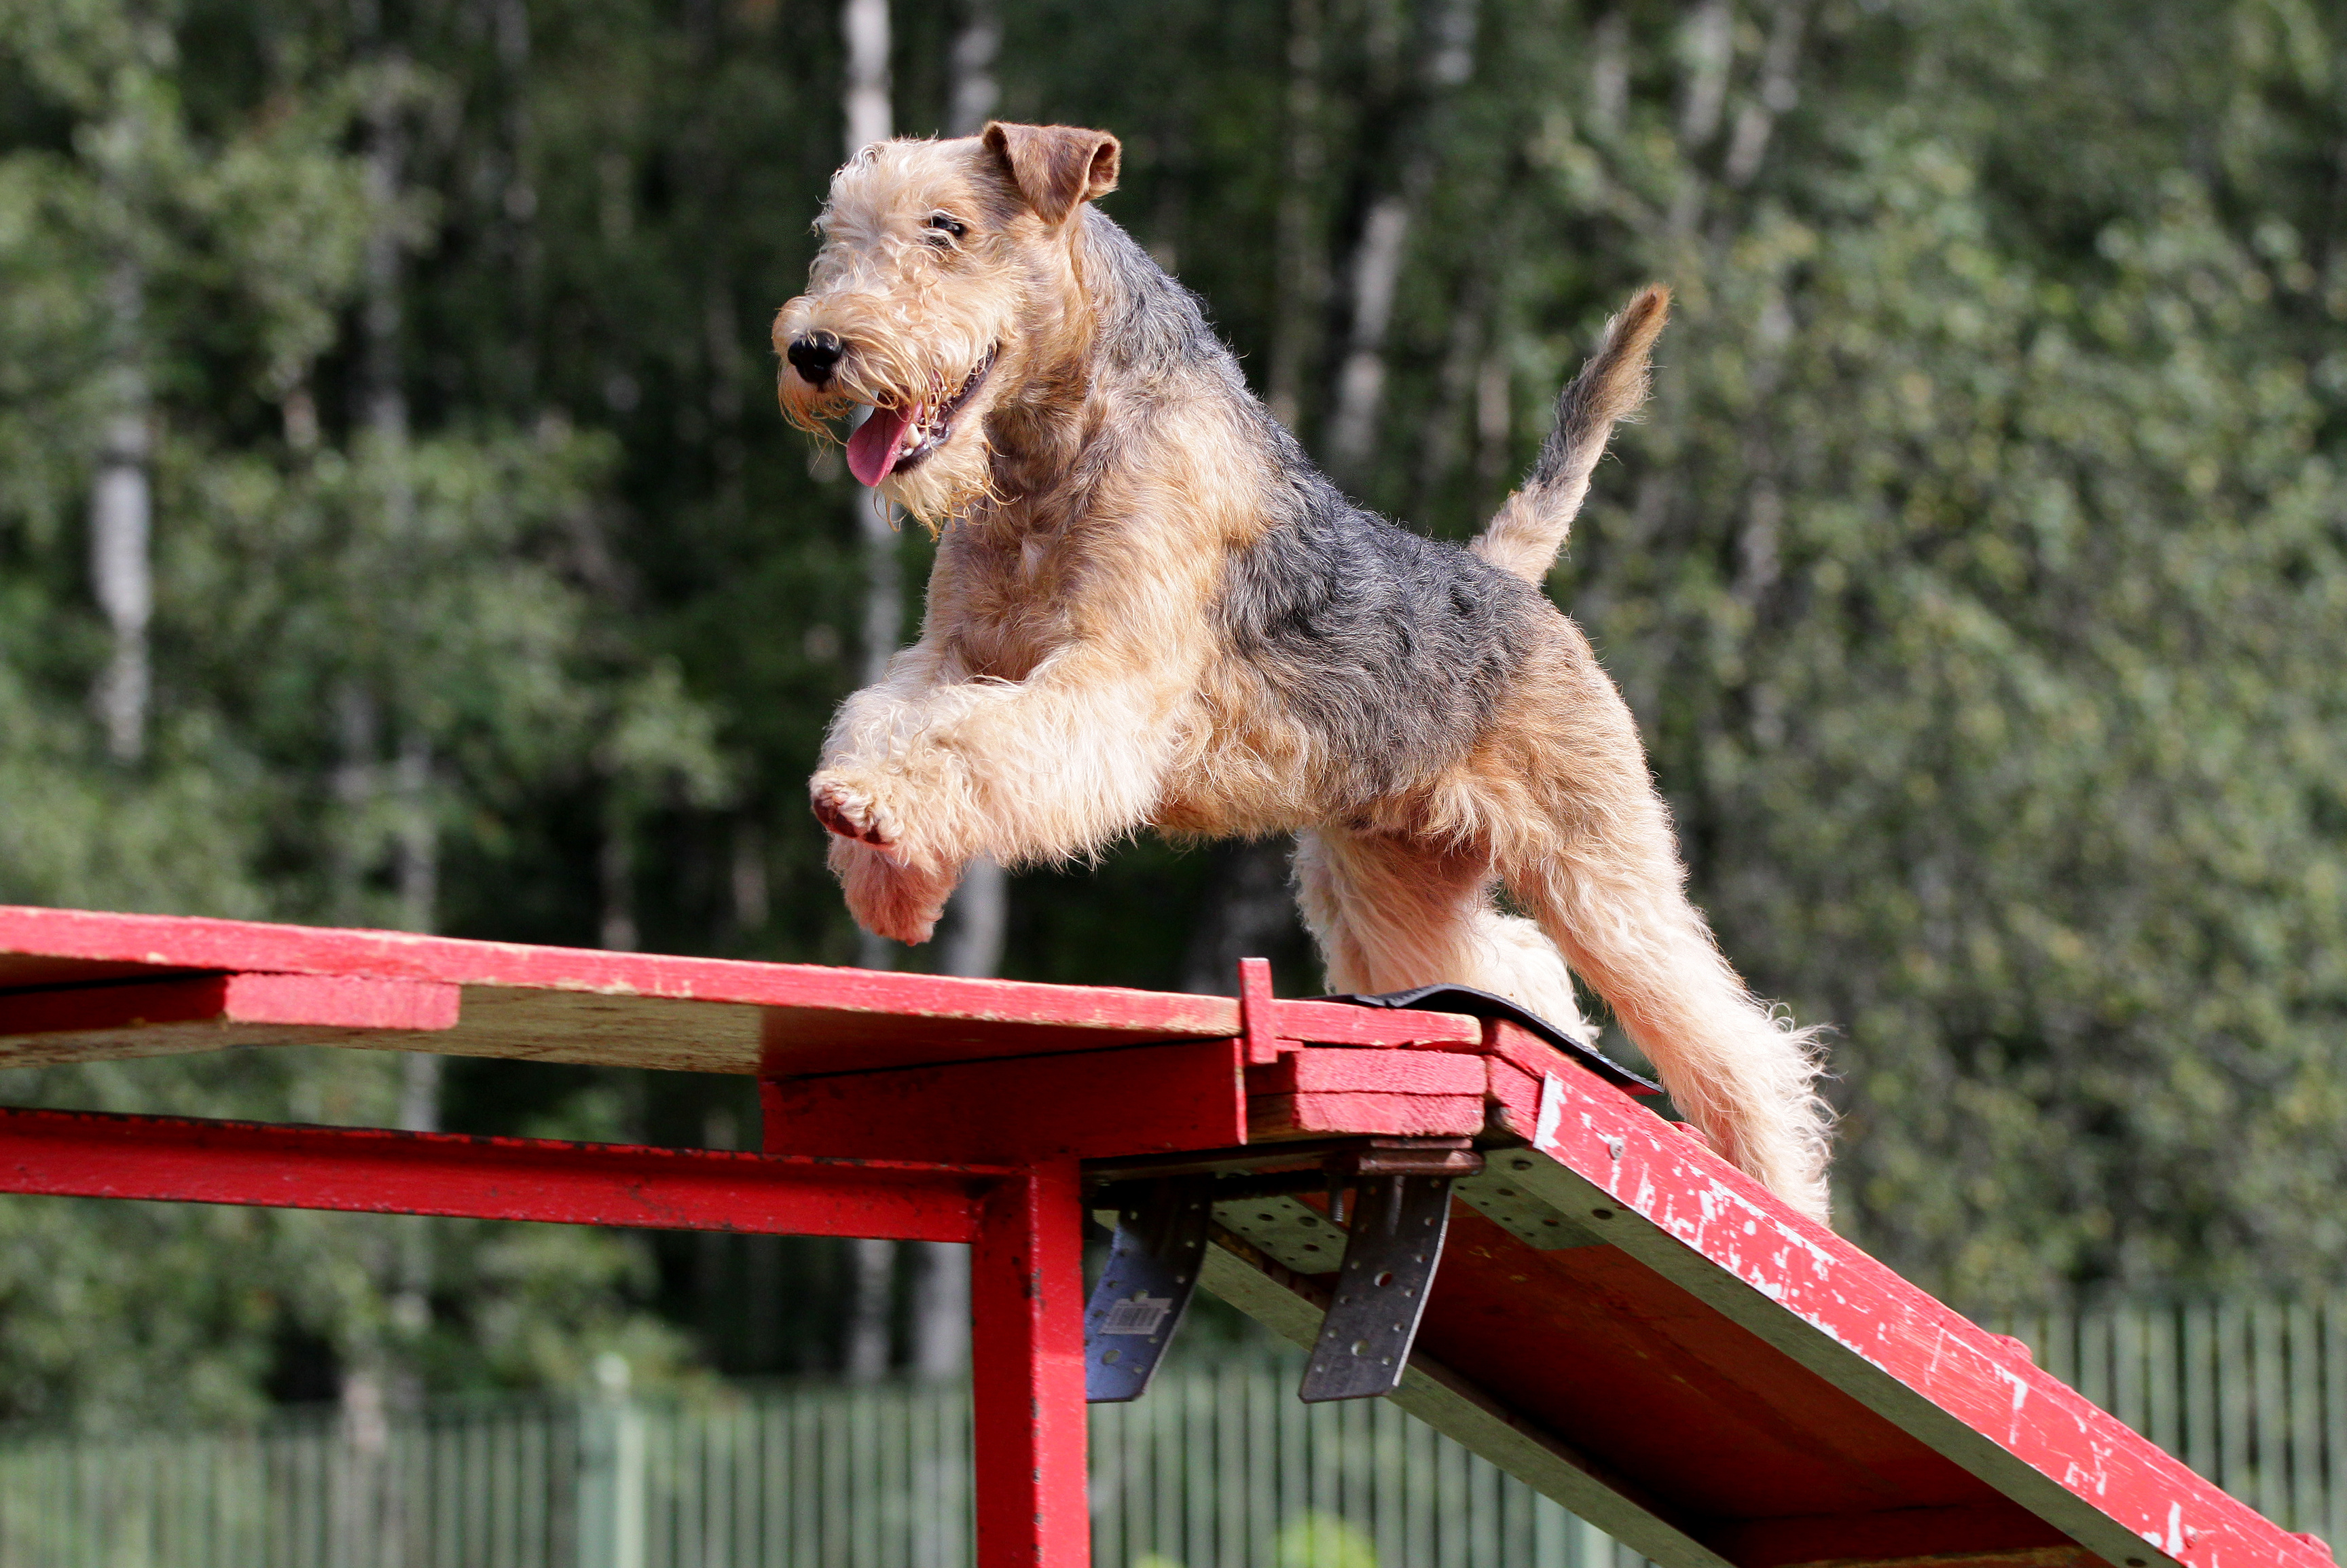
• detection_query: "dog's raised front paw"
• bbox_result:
[810,771,902,852]
[829,837,952,945]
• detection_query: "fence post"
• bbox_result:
[578,1353,646,1568]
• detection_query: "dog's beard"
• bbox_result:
[879,426,995,530]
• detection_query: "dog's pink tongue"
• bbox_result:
[846,404,915,487]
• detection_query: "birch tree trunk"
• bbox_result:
[890,0,1010,1383]
[1320,0,1479,478]
[831,0,906,1379]
[946,0,998,138]
[933,0,1008,996]
[90,261,151,765]
[1722,1,1810,189]
[844,0,899,978]
[351,24,438,943]
[338,21,435,1544]
[1267,0,1326,433]
[362,21,443,1161]
[841,1236,895,1380]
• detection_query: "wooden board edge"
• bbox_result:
[1491,1148,2169,1568]
[0,907,1246,1038]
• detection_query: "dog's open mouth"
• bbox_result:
[845,350,998,487]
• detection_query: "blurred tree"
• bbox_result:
[0,0,714,1423]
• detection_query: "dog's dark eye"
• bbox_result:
[922,213,967,243]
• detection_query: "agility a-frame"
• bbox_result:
[0,906,2325,1568]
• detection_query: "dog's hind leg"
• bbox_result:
[1501,840,1833,1222]
[1463,651,1834,1221]
[1292,828,1597,1044]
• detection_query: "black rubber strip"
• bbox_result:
[1313,983,1661,1097]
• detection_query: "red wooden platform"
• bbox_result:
[0,905,2325,1568]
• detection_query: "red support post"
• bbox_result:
[970,1159,1090,1568]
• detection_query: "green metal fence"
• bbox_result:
[1,1302,2341,1567]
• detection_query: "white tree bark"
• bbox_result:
[359,24,436,944]
[600,789,638,951]
[344,20,438,1508]
[843,0,891,153]
[946,0,998,138]
[844,0,900,975]
[938,858,1006,981]
[90,261,151,765]
[898,0,1011,1380]
[1588,10,1629,134]
[929,0,1011,1006]
[1678,0,1734,148]
[1723,0,1809,187]
[1667,0,1736,238]
[731,819,770,932]
[832,0,908,1376]
[841,1235,896,1380]
[1268,0,1327,431]
[1320,0,1479,477]
[1182,841,1296,997]
[1324,196,1411,472]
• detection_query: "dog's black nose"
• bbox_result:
[788,331,844,386]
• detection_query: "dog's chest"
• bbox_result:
[939,528,1077,679]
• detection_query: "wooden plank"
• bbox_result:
[0,906,1243,1072]
[761,1039,1247,1164]
[443,987,763,1075]
[1711,1507,2094,1567]
[1265,998,1481,1050]
[1772,1552,2094,1568]
[0,907,1504,1078]
[1480,1017,1664,1096]
[1243,1048,1487,1097]
[0,974,460,1066]
[0,1106,994,1241]
[1246,1091,1485,1141]
[1478,1060,2328,1568]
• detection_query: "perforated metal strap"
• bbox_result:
[1298,1171,1455,1402]
[1082,1175,1214,1402]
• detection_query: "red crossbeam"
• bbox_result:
[0,1106,996,1242]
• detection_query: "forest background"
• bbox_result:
[2,0,2346,1432]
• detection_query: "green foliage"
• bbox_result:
[1536,2,2347,1305]
[1274,1512,1380,1568]
[3,0,2347,1423]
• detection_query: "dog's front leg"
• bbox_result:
[826,836,964,945]
[812,651,1184,940]
[807,645,972,944]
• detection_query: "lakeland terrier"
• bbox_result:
[773,122,1833,1221]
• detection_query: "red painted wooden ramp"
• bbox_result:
[0,905,2326,1568]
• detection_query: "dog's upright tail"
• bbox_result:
[1472,284,1670,583]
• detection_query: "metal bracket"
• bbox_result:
[1298,1167,1457,1402]
[1083,1175,1214,1402]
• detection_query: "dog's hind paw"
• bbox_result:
[811,771,902,852]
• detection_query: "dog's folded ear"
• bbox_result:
[981,122,1120,226]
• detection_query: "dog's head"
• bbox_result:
[774,122,1120,526]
